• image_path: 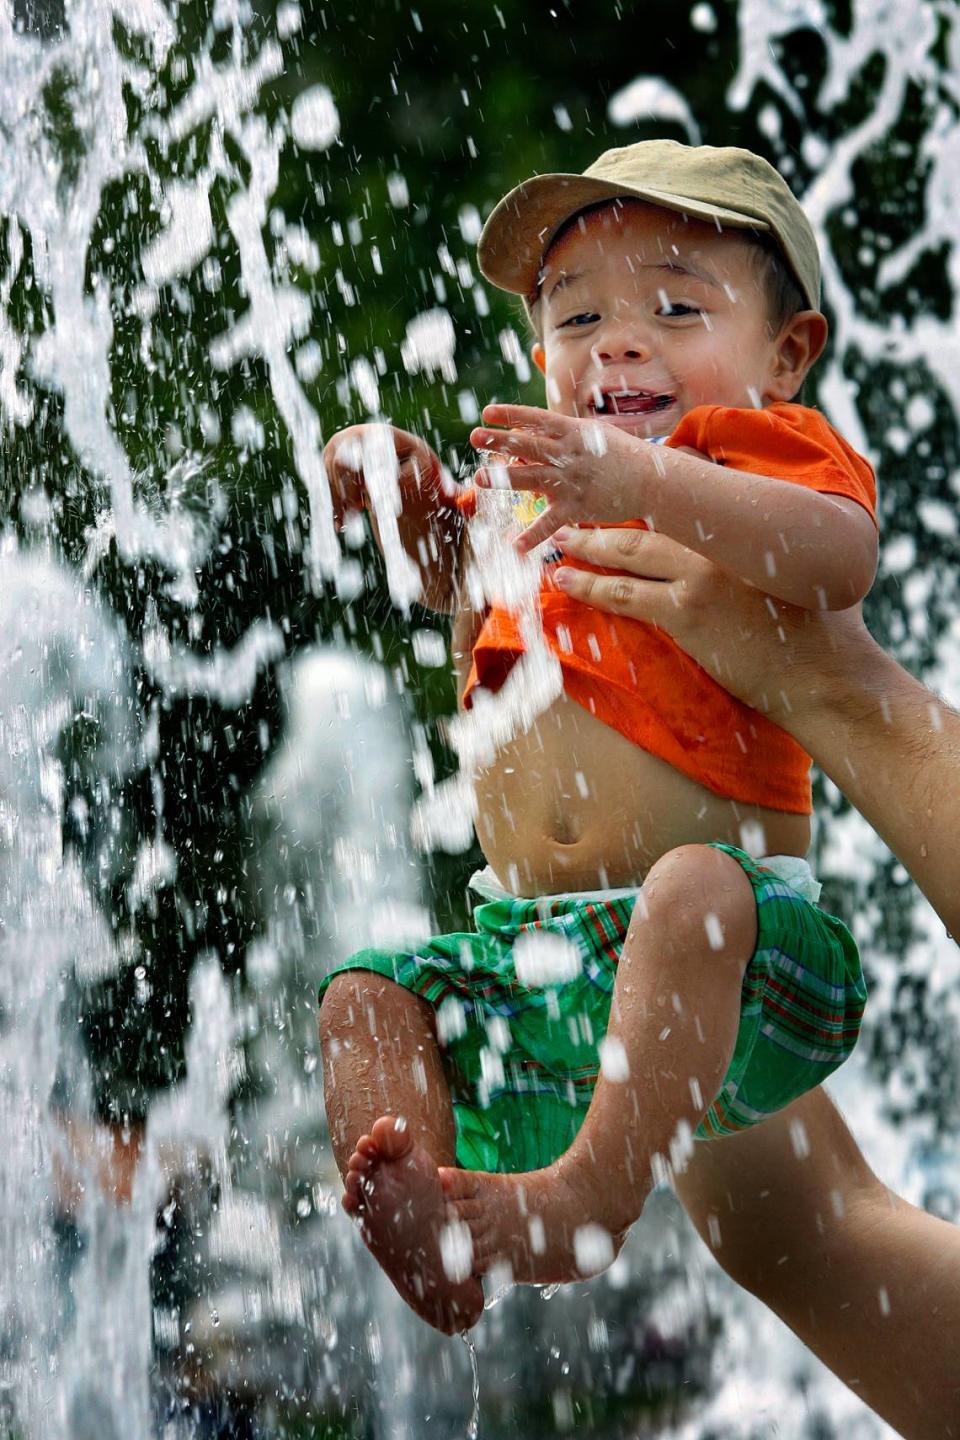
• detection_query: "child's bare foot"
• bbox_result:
[343,1115,484,1335]
[440,1161,628,1287]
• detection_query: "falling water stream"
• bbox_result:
[0,0,958,1436]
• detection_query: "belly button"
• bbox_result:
[551,813,583,846]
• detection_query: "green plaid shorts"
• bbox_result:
[318,844,866,1173]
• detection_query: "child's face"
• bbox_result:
[534,201,795,436]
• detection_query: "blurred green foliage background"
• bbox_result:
[0,0,957,1130]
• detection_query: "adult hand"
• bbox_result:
[553,524,960,938]
[552,524,857,724]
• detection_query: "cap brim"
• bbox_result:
[478,173,771,297]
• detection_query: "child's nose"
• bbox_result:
[591,327,653,366]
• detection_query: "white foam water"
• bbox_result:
[0,545,134,1437]
[0,0,957,1435]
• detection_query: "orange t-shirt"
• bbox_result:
[461,403,877,815]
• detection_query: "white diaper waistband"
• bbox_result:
[469,853,821,906]
[758,854,821,904]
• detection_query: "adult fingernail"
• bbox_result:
[554,566,573,589]
[554,526,572,544]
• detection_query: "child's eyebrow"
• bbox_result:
[647,259,721,289]
[543,269,587,301]
[544,257,722,303]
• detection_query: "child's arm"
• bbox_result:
[324,424,465,614]
[471,405,877,612]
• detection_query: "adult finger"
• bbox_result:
[554,565,672,619]
[555,525,697,581]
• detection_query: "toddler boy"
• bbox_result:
[318,141,876,1334]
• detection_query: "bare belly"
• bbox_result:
[473,691,811,897]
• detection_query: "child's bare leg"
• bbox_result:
[320,971,457,1174]
[442,845,755,1284]
[319,972,483,1333]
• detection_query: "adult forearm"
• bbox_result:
[790,629,960,934]
[678,1087,960,1439]
[550,526,959,933]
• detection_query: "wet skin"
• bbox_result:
[470,686,810,893]
[325,199,850,1330]
[457,202,821,889]
[452,600,810,894]
[342,1117,484,1335]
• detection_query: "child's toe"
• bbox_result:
[369,1114,415,1160]
[439,1165,479,1201]
[447,1197,486,1224]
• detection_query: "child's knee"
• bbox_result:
[318,971,378,1051]
[640,844,757,958]
[318,970,431,1056]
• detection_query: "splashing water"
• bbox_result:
[0,0,958,1436]
[413,475,563,853]
[0,544,134,1437]
[607,4,960,1434]
[461,1331,481,1440]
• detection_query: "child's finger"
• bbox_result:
[329,485,365,531]
[479,402,565,434]
[470,431,559,467]
[515,504,566,554]
[475,463,560,492]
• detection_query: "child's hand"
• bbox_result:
[323,424,449,528]
[470,404,655,552]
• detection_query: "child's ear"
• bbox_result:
[768,310,828,401]
[531,342,547,376]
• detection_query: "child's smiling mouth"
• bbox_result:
[588,389,676,419]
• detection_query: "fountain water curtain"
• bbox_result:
[0,0,958,1436]
[0,549,134,1437]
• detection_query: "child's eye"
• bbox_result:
[560,312,600,327]
[658,301,701,318]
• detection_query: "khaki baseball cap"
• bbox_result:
[478,139,821,311]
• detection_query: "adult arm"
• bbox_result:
[552,525,960,936]
[677,1085,960,1439]
[556,526,960,1434]
[470,404,877,610]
